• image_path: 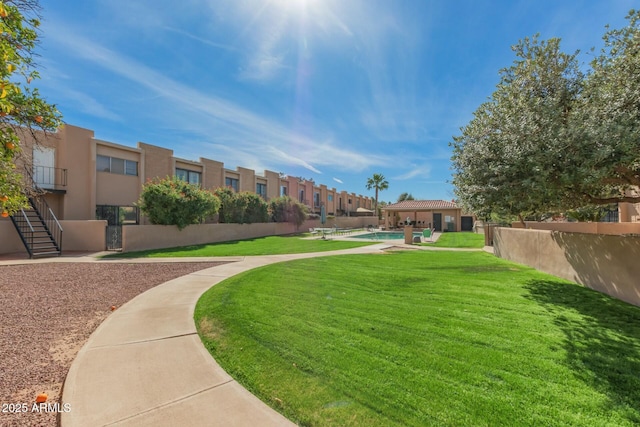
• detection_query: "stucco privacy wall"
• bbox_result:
[1,216,378,254]
[494,227,640,307]
[512,221,640,235]
[123,223,296,252]
[122,216,378,252]
[0,220,107,254]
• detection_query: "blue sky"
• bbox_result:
[35,0,634,203]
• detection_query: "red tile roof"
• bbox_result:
[383,200,459,210]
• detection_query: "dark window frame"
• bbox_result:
[176,168,201,186]
[225,177,239,192]
[97,154,138,176]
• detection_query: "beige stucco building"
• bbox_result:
[11,124,373,223]
[382,200,475,232]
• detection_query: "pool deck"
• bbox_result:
[307,228,443,243]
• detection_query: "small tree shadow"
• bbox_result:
[525,279,640,421]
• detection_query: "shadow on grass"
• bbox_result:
[525,279,640,422]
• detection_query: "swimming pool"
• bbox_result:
[353,231,422,240]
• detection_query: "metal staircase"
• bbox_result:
[9,195,63,258]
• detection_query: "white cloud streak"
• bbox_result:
[46,26,382,174]
[393,164,432,180]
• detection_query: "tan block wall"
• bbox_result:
[123,223,297,252]
[122,216,379,252]
[494,227,640,307]
[237,167,255,192]
[139,143,173,182]
[0,220,106,254]
[201,158,224,190]
[61,220,107,251]
[513,221,640,235]
[60,125,96,220]
[0,220,26,253]
[96,173,141,206]
[264,170,280,200]
[175,160,203,173]
[288,179,300,201]
[43,193,65,219]
[96,143,140,162]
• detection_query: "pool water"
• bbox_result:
[353,231,422,240]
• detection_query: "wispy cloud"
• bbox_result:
[162,26,237,52]
[238,52,287,82]
[333,177,343,184]
[62,89,122,122]
[393,164,432,180]
[46,25,382,174]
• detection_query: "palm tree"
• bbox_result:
[366,173,389,216]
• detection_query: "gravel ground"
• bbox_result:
[0,261,228,427]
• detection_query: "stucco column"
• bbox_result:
[619,203,630,222]
[404,226,413,244]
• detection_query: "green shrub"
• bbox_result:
[213,188,269,224]
[213,187,237,223]
[137,177,220,230]
[269,196,308,229]
[240,192,269,223]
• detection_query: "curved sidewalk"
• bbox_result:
[60,243,391,427]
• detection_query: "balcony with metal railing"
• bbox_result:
[33,166,68,192]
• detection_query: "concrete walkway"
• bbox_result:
[60,243,392,427]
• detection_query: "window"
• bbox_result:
[348,198,352,204]
[96,205,139,225]
[97,155,138,176]
[225,177,239,192]
[601,205,619,223]
[111,158,125,175]
[176,169,188,181]
[176,168,201,186]
[328,194,333,202]
[314,192,320,207]
[97,155,110,172]
[280,185,287,196]
[257,183,267,199]
[125,161,138,176]
[299,189,305,203]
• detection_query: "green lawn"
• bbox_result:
[195,250,640,426]
[421,231,485,248]
[103,234,375,258]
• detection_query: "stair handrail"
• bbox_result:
[9,207,35,258]
[29,194,63,252]
[49,206,63,231]
[20,209,35,233]
[23,166,64,253]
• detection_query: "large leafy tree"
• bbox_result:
[365,173,389,215]
[452,11,640,220]
[576,9,640,204]
[0,0,62,217]
[451,35,583,221]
